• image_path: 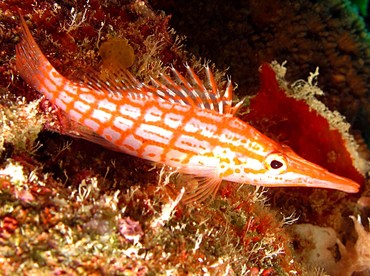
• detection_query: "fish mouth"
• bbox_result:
[286,152,361,193]
[296,169,360,193]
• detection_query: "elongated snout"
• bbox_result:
[285,151,360,193]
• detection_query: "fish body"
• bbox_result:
[16,15,360,202]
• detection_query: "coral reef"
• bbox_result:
[0,151,302,274]
[0,0,369,274]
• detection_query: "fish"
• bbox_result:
[15,14,360,203]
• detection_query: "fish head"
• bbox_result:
[257,144,360,193]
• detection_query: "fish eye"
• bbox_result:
[264,153,287,175]
[270,159,283,169]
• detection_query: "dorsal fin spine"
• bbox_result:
[222,79,233,114]
[231,96,245,115]
[205,65,221,112]
[185,64,208,93]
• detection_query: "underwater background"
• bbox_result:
[0,0,369,275]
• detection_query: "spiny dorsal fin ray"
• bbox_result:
[231,97,246,115]
[205,65,223,112]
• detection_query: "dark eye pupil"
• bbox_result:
[270,160,283,169]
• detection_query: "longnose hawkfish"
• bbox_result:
[16,14,360,203]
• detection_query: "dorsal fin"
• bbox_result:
[149,65,244,115]
[83,64,244,116]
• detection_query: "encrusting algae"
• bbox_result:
[0,0,369,275]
